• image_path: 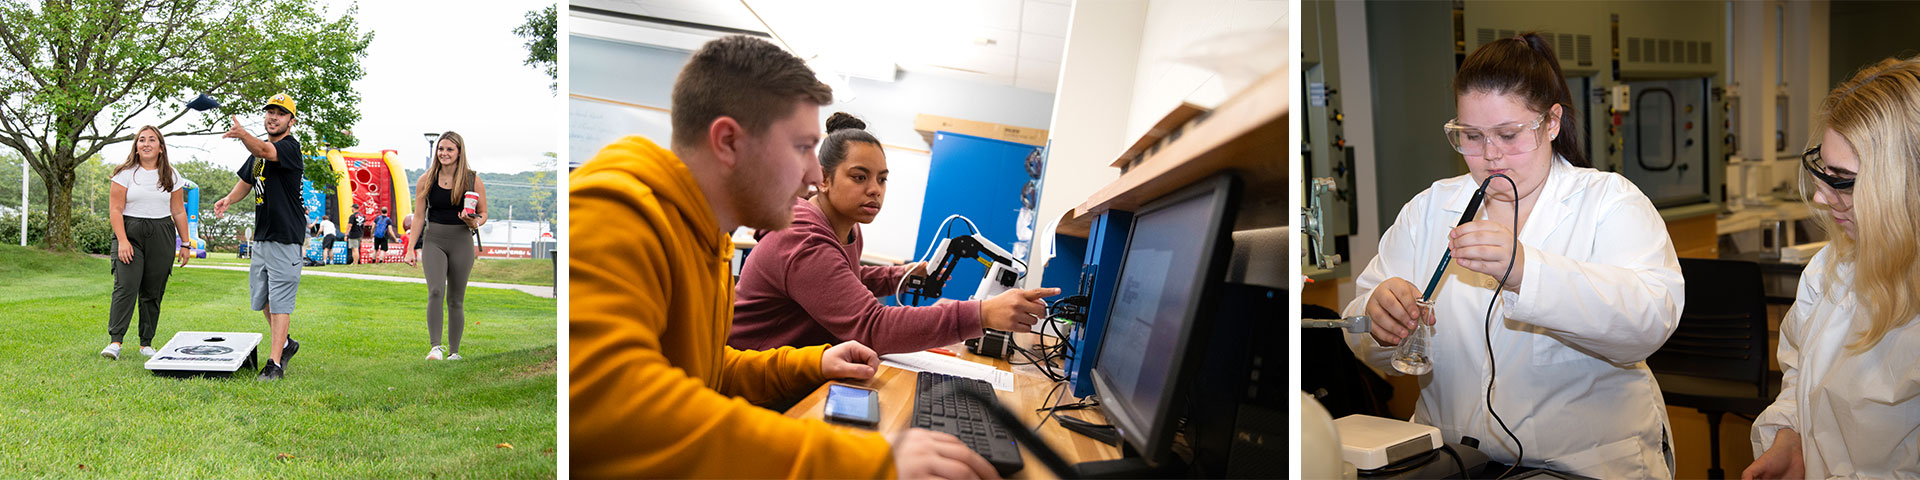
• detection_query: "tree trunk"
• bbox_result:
[33,156,77,251]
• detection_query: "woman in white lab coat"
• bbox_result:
[1343,33,1684,479]
[1743,56,1920,480]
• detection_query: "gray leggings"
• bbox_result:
[420,223,476,353]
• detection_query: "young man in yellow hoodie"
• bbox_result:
[569,35,1001,479]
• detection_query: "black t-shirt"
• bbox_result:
[349,212,367,237]
[235,135,306,245]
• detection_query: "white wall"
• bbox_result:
[1124,0,1289,142]
[1023,0,1148,287]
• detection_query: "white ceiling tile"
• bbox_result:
[1021,1,1070,37]
[1018,32,1065,63]
[974,0,1025,31]
[925,52,1018,78]
[903,64,1016,86]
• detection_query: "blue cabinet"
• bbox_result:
[911,132,1041,303]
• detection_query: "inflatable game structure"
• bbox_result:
[180,179,208,258]
[301,149,414,264]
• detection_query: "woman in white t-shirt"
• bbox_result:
[100,126,193,360]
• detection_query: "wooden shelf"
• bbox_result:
[1110,102,1208,169]
[1061,66,1290,234]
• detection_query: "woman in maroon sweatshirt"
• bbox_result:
[729,112,1056,355]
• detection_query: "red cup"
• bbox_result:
[462,191,479,217]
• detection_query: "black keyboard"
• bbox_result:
[912,371,1025,476]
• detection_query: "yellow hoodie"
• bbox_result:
[569,136,895,478]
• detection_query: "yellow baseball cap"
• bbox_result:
[263,93,296,115]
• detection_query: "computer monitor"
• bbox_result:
[1089,174,1240,467]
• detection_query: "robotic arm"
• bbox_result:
[901,232,1027,306]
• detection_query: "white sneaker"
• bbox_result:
[447,353,464,361]
[100,343,121,360]
[426,345,446,360]
[140,346,158,357]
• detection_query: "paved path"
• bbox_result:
[182,264,555,298]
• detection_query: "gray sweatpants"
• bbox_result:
[108,216,178,345]
[420,223,476,353]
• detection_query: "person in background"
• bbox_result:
[1743,55,1920,480]
[317,215,339,265]
[372,206,395,263]
[347,204,366,264]
[569,35,998,479]
[100,125,194,360]
[729,111,1055,355]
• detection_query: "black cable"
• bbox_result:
[1034,381,1068,431]
[1439,444,1471,480]
[1483,174,1523,479]
[1010,344,1066,382]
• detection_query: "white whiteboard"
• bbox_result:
[568,95,672,168]
[862,146,928,263]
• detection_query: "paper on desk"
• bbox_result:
[880,351,1015,391]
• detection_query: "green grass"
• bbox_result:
[0,245,557,478]
[193,252,557,287]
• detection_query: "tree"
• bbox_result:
[527,151,556,228]
[0,0,372,251]
[514,4,556,94]
[174,157,252,250]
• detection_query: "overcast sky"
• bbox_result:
[110,0,558,175]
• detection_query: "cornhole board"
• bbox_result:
[144,331,262,378]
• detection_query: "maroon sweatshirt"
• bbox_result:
[729,199,982,355]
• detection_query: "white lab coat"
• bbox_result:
[1752,245,1920,479]
[1343,157,1684,479]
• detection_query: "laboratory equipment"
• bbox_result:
[1391,300,1437,375]
[899,228,1025,306]
[1333,414,1443,470]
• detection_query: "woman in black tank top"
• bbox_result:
[405,132,488,361]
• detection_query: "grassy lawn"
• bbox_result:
[0,246,558,478]
[193,252,557,287]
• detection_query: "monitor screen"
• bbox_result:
[1090,175,1236,464]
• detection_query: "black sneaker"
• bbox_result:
[281,337,299,366]
[257,361,284,381]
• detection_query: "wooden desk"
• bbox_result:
[784,335,1124,478]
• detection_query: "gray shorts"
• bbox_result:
[249,241,303,314]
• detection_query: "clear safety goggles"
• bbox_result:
[1443,114,1548,157]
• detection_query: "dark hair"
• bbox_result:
[670,35,835,148]
[1452,32,1589,168]
[819,112,881,172]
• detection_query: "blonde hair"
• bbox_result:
[1804,55,1920,352]
[111,126,178,192]
[416,131,472,211]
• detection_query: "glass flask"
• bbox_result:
[1390,299,1437,375]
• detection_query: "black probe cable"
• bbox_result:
[1483,174,1523,479]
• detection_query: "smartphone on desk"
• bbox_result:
[824,384,881,428]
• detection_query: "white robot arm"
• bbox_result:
[902,232,1027,306]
